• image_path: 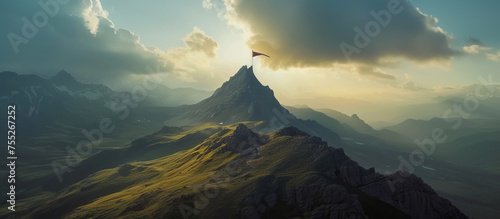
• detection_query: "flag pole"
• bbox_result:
[251,50,254,67]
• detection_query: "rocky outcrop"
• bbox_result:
[275,126,310,137]
[287,184,366,219]
[360,171,468,219]
[234,125,467,219]
[117,163,135,176]
[238,175,368,219]
[205,124,266,155]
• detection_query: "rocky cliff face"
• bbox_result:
[197,125,468,219]
[232,125,468,219]
[360,171,468,219]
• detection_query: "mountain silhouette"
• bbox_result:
[51,70,79,86]
[168,66,285,125]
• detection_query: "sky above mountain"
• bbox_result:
[1,0,499,115]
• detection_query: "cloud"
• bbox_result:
[166,27,219,81]
[486,52,500,62]
[81,0,109,35]
[202,0,214,9]
[357,66,397,80]
[462,38,499,61]
[399,81,427,91]
[182,27,218,58]
[219,0,458,70]
[0,0,217,85]
[463,44,491,54]
[354,66,432,92]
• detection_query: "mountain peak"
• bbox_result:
[52,70,78,85]
[213,65,263,96]
[168,66,284,126]
[232,65,257,80]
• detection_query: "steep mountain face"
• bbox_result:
[168,66,284,125]
[167,66,342,145]
[12,124,467,218]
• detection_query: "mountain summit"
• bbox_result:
[209,66,279,105]
[167,65,342,145]
[51,70,79,86]
[169,66,285,125]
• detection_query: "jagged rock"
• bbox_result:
[235,126,466,219]
[276,126,310,137]
[359,171,468,219]
[206,124,266,154]
[240,206,260,219]
[117,163,135,176]
[264,193,277,208]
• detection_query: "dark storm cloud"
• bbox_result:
[0,0,190,83]
[224,0,459,70]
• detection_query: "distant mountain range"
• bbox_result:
[286,106,410,145]
[135,84,212,107]
[357,84,500,128]
[384,117,500,174]
[0,70,206,197]
[0,71,157,184]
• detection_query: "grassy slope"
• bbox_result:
[8,123,408,218]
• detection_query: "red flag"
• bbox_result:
[252,50,270,58]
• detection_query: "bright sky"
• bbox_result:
[104,0,500,107]
[1,0,499,115]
